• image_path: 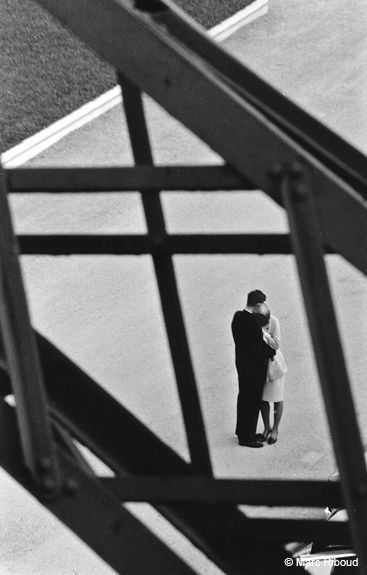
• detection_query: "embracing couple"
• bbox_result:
[231,289,287,448]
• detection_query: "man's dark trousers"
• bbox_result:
[232,310,275,443]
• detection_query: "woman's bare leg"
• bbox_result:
[261,401,271,438]
[269,401,283,443]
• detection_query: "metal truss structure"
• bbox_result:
[1,0,367,573]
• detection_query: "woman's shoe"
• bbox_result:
[261,430,271,442]
[268,429,278,445]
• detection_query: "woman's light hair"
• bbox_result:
[252,303,270,325]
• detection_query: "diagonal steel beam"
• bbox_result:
[153,2,367,199]
[0,400,198,575]
[28,333,300,574]
[32,0,367,274]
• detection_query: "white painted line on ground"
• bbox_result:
[1,0,268,168]
[1,88,122,168]
[209,0,268,41]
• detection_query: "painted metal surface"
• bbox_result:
[0,171,60,495]
[279,166,367,570]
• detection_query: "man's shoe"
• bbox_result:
[238,440,264,448]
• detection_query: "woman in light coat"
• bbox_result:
[257,305,286,445]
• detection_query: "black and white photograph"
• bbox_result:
[1,0,366,573]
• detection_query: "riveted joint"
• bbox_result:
[268,163,284,182]
[63,477,79,496]
[41,476,57,493]
[283,161,309,200]
[35,457,62,499]
[36,472,62,500]
[288,161,304,180]
[37,457,52,473]
[292,181,308,201]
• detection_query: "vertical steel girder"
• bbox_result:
[120,76,212,476]
[0,171,60,494]
[279,165,367,573]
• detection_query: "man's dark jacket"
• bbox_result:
[231,310,275,442]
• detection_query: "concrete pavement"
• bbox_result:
[225,0,367,154]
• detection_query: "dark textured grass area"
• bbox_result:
[0,0,255,152]
[0,0,116,152]
[175,0,255,29]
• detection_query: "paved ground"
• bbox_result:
[225,0,367,153]
[2,1,367,573]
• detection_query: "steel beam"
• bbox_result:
[33,0,367,274]
[52,420,95,477]
[0,171,60,494]
[7,166,253,192]
[101,477,343,507]
[17,233,293,255]
[30,333,300,574]
[154,2,367,198]
[120,76,213,476]
[6,0,365,570]
[34,333,193,477]
[222,520,350,545]
[0,400,198,575]
[280,166,367,573]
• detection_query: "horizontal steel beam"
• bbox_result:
[223,519,350,545]
[101,477,343,507]
[33,0,367,274]
[18,233,294,255]
[6,166,254,192]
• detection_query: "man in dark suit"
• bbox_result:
[231,290,275,447]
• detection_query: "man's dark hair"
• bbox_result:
[247,289,266,307]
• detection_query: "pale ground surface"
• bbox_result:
[1,1,367,574]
